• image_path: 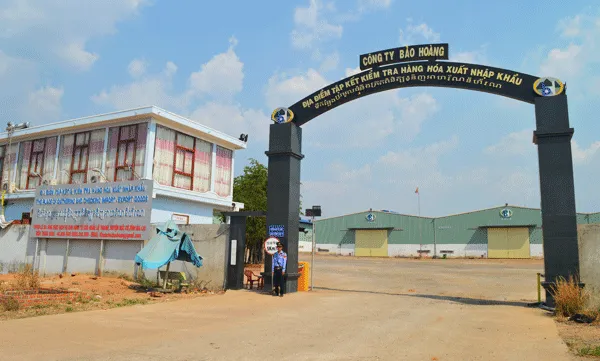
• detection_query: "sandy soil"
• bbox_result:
[0,255,589,361]
[0,272,220,320]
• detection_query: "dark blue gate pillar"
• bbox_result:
[263,122,303,293]
[533,93,582,306]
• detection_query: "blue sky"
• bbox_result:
[0,0,599,217]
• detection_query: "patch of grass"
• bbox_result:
[550,276,588,318]
[135,274,158,290]
[578,345,600,357]
[65,306,74,312]
[76,295,90,304]
[118,273,134,282]
[114,298,148,307]
[0,297,20,311]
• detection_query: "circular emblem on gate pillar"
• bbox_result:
[500,208,513,219]
[533,77,565,97]
[271,107,295,124]
[366,213,376,222]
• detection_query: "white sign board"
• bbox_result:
[264,237,279,255]
[230,239,237,266]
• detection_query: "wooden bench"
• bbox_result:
[158,271,190,291]
[244,270,264,290]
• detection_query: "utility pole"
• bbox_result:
[416,187,422,255]
[307,205,321,291]
[310,213,315,291]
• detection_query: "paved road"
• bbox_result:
[0,255,576,361]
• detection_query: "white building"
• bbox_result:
[0,106,247,224]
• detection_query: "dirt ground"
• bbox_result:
[0,255,595,361]
[0,271,221,320]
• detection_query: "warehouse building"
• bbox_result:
[308,205,600,258]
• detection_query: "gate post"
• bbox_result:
[225,214,247,290]
[533,93,582,306]
[264,122,303,293]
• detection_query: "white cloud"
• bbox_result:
[358,0,392,11]
[319,52,340,73]
[345,66,362,77]
[485,129,600,166]
[128,59,147,78]
[0,0,149,71]
[265,68,440,148]
[484,129,535,157]
[450,45,489,64]
[538,12,600,80]
[558,15,583,37]
[379,136,459,170]
[290,0,343,50]
[572,140,600,165]
[22,86,64,123]
[189,37,244,98]
[91,61,182,110]
[539,44,584,78]
[265,69,328,109]
[0,0,151,125]
[92,37,269,144]
[189,102,270,143]
[399,20,441,44]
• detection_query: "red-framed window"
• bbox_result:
[27,139,46,189]
[70,132,91,184]
[115,125,138,181]
[172,132,196,190]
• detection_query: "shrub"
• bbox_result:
[550,276,589,318]
[13,264,40,290]
[135,274,157,290]
[578,346,600,357]
[0,296,20,311]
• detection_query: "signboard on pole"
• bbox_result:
[264,237,279,255]
[31,179,154,240]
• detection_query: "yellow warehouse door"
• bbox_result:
[487,228,509,258]
[487,227,531,259]
[507,227,530,258]
[355,230,388,257]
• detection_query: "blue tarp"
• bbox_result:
[135,220,203,269]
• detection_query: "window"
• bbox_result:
[115,125,138,181]
[70,132,91,184]
[153,126,212,192]
[58,130,106,185]
[172,133,195,190]
[26,139,47,189]
[215,146,233,197]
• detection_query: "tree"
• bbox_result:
[231,158,268,264]
[223,158,304,264]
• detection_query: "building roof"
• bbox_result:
[0,106,247,150]
[314,205,600,222]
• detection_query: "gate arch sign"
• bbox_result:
[264,43,579,306]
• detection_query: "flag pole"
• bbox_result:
[416,187,422,256]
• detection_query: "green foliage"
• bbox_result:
[229,158,304,263]
[578,345,600,357]
[232,158,268,263]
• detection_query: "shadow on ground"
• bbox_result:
[315,286,531,307]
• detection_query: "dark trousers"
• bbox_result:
[273,267,284,294]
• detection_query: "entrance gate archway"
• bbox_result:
[264,43,580,306]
